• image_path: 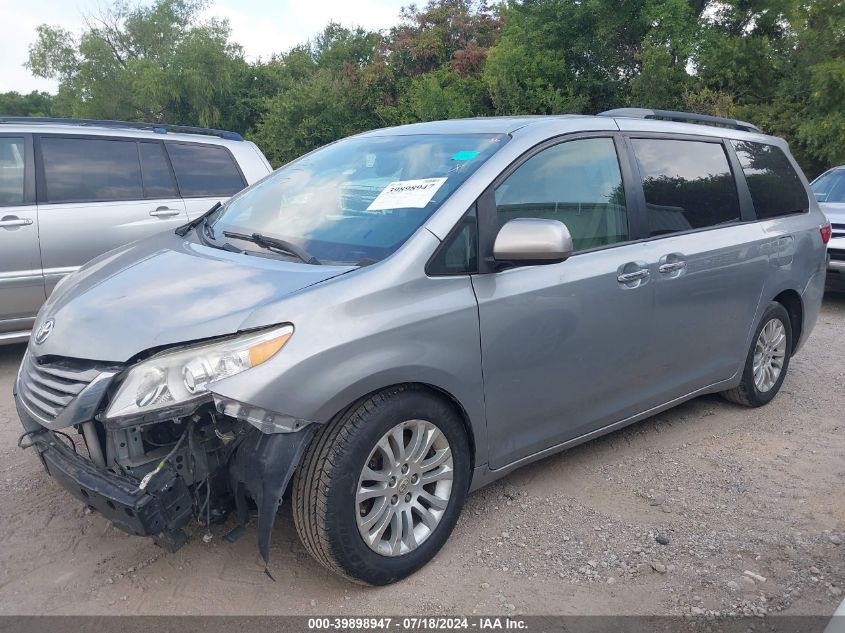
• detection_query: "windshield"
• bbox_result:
[208,133,509,264]
[811,169,845,203]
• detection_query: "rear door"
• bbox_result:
[625,135,769,400]
[472,135,657,470]
[35,135,187,294]
[0,133,45,335]
[164,142,247,220]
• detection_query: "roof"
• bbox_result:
[357,115,595,137]
[0,116,243,143]
[354,112,777,144]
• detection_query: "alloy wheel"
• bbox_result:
[753,318,787,393]
[356,419,454,556]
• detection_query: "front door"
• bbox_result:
[0,134,44,335]
[472,136,657,470]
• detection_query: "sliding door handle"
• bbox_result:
[617,269,649,283]
[658,261,686,274]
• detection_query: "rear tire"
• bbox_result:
[292,385,471,585]
[721,301,792,407]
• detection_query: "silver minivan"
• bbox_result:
[14,109,829,585]
[0,117,272,344]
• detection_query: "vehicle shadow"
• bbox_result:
[0,343,27,374]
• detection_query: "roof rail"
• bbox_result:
[0,116,244,141]
[598,108,762,133]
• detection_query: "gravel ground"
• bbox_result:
[0,293,842,617]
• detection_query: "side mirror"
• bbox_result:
[493,218,573,265]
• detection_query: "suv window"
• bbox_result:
[0,137,25,206]
[494,137,628,252]
[139,142,178,198]
[631,138,741,237]
[732,141,809,218]
[41,137,143,203]
[165,143,244,197]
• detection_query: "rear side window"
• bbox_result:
[165,143,245,197]
[731,141,808,219]
[0,137,25,206]
[631,138,741,237]
[41,137,143,203]
[139,142,178,198]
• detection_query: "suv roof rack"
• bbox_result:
[0,116,244,141]
[598,108,762,133]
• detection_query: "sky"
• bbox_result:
[0,0,410,94]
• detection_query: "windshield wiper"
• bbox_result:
[175,202,222,237]
[223,231,321,265]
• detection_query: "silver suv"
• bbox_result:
[14,109,829,585]
[0,117,272,344]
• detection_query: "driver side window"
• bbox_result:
[494,137,629,252]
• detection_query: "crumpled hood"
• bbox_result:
[32,232,355,362]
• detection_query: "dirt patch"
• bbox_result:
[0,294,843,616]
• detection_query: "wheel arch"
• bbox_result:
[772,288,803,355]
[322,381,478,473]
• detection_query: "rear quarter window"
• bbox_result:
[165,143,245,197]
[731,141,808,219]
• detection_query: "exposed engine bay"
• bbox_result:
[19,400,316,566]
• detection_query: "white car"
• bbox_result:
[811,166,845,283]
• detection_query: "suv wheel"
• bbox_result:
[292,385,471,585]
[721,301,792,407]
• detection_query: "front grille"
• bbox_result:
[832,223,845,239]
[18,354,102,423]
[829,249,845,262]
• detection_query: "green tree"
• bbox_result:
[26,0,244,127]
[250,25,384,166]
[0,91,54,117]
[485,0,707,115]
[401,69,489,121]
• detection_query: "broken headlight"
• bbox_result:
[104,325,293,421]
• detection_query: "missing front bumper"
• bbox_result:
[30,431,193,550]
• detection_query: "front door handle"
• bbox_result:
[149,207,181,218]
[617,269,649,283]
[0,216,33,228]
[658,261,686,274]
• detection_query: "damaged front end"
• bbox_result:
[14,325,315,564]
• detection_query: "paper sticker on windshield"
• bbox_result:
[366,177,448,211]
[451,150,479,161]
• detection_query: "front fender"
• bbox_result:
[210,271,488,468]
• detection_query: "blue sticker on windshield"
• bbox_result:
[451,150,479,161]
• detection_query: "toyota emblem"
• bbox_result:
[34,319,55,344]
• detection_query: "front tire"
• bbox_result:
[721,301,792,407]
[292,385,471,585]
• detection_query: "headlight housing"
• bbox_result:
[104,325,293,421]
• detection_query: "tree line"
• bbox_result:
[2,0,842,176]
